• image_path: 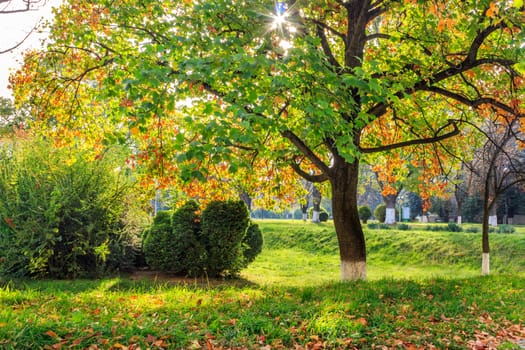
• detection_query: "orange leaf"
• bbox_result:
[356,317,368,326]
[46,330,58,338]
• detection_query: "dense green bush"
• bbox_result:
[243,222,263,264]
[425,223,463,233]
[397,223,410,231]
[142,200,260,277]
[202,200,250,277]
[367,223,391,230]
[358,206,372,223]
[447,223,463,232]
[143,201,206,276]
[0,140,143,279]
[496,224,515,234]
[374,204,386,223]
[142,211,173,271]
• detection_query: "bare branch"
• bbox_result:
[0,25,34,54]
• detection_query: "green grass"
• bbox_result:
[0,219,524,349]
[245,220,525,285]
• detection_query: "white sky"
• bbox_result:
[0,0,60,98]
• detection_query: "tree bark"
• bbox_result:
[330,160,367,280]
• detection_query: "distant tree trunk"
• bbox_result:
[239,191,252,213]
[481,183,493,276]
[331,160,366,280]
[383,194,397,224]
[311,186,321,223]
[488,205,497,227]
[300,203,308,221]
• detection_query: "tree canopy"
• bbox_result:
[10,0,525,279]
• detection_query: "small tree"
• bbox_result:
[358,206,372,223]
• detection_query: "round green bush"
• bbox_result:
[243,222,263,264]
[201,200,250,277]
[358,206,372,223]
[142,211,173,271]
[171,201,206,276]
[374,204,386,223]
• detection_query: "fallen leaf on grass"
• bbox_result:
[45,330,59,338]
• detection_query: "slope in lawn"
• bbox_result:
[243,220,525,285]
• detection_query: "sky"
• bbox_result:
[0,0,60,98]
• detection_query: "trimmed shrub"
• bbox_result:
[397,223,410,231]
[497,224,515,234]
[201,200,251,277]
[374,204,386,223]
[358,206,372,223]
[171,201,206,276]
[447,223,463,232]
[143,201,206,276]
[367,223,391,230]
[243,222,263,264]
[142,211,173,271]
[142,200,261,277]
[465,226,479,233]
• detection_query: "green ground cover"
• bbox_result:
[0,220,523,349]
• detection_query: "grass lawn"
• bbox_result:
[0,220,524,349]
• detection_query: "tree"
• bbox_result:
[11,0,525,280]
[463,113,525,275]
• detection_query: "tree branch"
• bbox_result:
[0,26,34,54]
[315,22,343,70]
[281,129,331,175]
[290,161,329,183]
[360,120,460,153]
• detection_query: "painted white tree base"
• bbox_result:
[482,253,490,276]
[312,210,320,223]
[302,213,307,221]
[341,260,366,280]
[385,208,396,224]
[457,216,462,225]
[489,215,497,227]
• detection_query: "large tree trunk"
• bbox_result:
[331,161,367,280]
[383,194,397,224]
